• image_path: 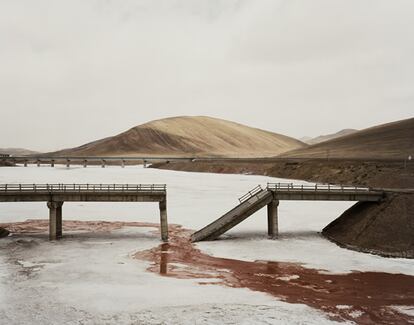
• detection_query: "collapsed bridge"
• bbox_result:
[191,183,385,242]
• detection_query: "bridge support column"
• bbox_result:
[47,201,64,240]
[159,199,168,242]
[267,199,279,239]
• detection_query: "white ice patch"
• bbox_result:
[277,275,300,281]
[390,305,414,317]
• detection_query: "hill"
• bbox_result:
[49,116,305,157]
[280,118,414,159]
[302,129,358,145]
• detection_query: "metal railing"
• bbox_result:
[266,183,370,192]
[238,185,263,203]
[0,184,166,193]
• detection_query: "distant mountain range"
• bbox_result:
[0,148,41,156]
[281,117,414,159]
[47,116,305,158]
[300,129,358,145]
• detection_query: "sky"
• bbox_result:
[0,0,413,151]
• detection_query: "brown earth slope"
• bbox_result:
[280,118,414,159]
[322,193,414,258]
[49,116,305,157]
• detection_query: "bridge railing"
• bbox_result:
[238,185,263,203]
[267,183,370,192]
[0,184,167,193]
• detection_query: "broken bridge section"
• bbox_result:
[0,184,168,241]
[191,183,384,242]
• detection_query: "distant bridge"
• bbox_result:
[0,155,407,168]
[0,184,168,241]
[191,183,385,242]
[0,156,198,168]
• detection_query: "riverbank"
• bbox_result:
[151,158,414,189]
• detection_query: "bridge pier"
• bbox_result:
[159,199,168,242]
[47,201,64,240]
[267,199,279,239]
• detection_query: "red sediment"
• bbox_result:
[3,220,414,324]
[134,224,414,325]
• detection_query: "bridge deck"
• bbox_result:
[267,183,384,201]
[0,184,166,202]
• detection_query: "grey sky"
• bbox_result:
[1,0,413,151]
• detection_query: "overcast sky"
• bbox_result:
[1,0,413,151]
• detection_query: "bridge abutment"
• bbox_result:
[47,201,64,240]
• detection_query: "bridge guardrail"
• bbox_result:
[238,185,263,203]
[267,183,370,192]
[0,184,167,193]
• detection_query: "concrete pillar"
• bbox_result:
[159,199,168,242]
[51,160,55,167]
[83,160,87,168]
[66,159,70,168]
[267,199,279,239]
[47,201,64,240]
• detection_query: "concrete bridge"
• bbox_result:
[191,183,385,242]
[0,184,168,241]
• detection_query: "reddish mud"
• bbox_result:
[134,224,414,325]
[2,220,414,324]
[0,219,158,234]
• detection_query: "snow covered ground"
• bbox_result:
[0,165,413,324]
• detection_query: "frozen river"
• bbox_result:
[0,166,413,324]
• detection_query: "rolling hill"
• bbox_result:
[49,116,306,157]
[280,117,414,159]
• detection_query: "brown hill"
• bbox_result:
[50,116,305,157]
[280,118,414,159]
[302,129,358,145]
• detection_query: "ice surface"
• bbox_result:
[0,166,413,324]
